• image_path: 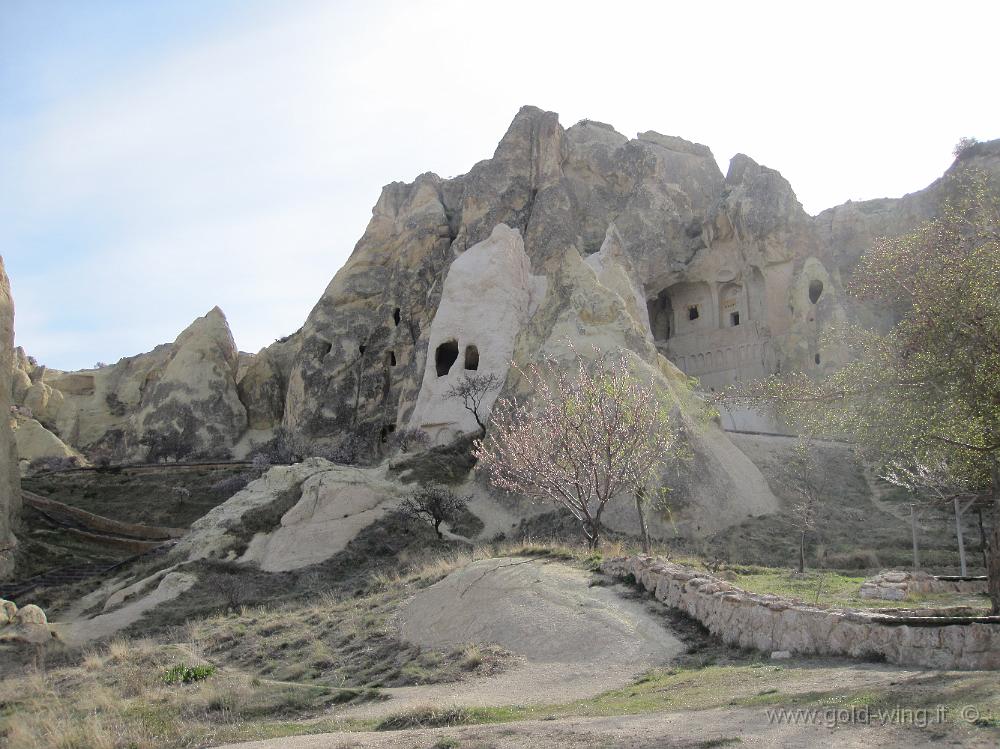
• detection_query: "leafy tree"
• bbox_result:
[724,172,1000,612]
[474,345,678,550]
[397,484,469,539]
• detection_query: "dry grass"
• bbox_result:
[0,636,355,748]
[0,540,587,749]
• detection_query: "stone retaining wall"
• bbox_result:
[601,556,999,670]
[860,570,988,601]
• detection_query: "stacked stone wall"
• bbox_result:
[601,556,999,670]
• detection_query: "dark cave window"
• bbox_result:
[359,344,366,356]
[808,280,824,305]
[464,345,479,370]
[815,353,821,365]
[393,307,401,326]
[730,311,740,327]
[688,305,700,321]
[435,339,459,377]
[387,350,396,367]
[380,424,396,443]
[318,341,332,358]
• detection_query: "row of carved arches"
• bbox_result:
[674,342,767,376]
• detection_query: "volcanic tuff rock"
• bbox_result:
[0,257,19,578]
[11,307,248,463]
[11,108,1000,533]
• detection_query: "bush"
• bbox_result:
[388,428,430,454]
[211,473,253,497]
[162,664,215,684]
[27,455,79,474]
[953,136,979,159]
[375,706,476,731]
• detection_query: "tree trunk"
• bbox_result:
[979,507,989,570]
[910,504,920,570]
[636,489,651,554]
[798,531,806,574]
[586,522,601,551]
[954,496,967,577]
[579,515,600,550]
[989,458,1000,615]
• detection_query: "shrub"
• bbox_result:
[211,473,253,497]
[162,664,215,684]
[953,136,979,159]
[375,706,476,731]
[27,455,79,474]
[388,427,430,454]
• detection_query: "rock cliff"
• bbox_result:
[11,109,1000,535]
[0,257,20,577]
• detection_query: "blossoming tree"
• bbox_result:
[474,346,677,549]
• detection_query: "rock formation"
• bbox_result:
[0,257,20,578]
[11,108,1000,536]
[11,307,249,463]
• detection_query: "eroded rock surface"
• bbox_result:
[11,110,1000,538]
[0,257,20,577]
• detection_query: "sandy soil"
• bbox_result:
[340,557,684,720]
[217,704,996,749]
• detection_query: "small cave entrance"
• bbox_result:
[464,345,479,370]
[687,305,700,321]
[387,350,396,367]
[646,289,674,342]
[435,339,459,377]
[808,280,824,305]
[380,424,396,443]
[393,307,401,326]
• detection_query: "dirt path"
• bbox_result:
[341,557,684,719]
[216,703,996,749]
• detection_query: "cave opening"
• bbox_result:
[387,350,396,367]
[730,311,740,327]
[688,305,700,321]
[646,289,674,341]
[393,307,401,326]
[435,339,459,377]
[464,345,479,370]
[808,280,824,304]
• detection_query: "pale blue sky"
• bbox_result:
[3,0,998,370]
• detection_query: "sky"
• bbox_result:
[2,0,998,371]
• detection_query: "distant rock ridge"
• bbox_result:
[10,107,1000,535]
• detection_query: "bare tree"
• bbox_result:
[882,459,990,576]
[775,438,826,573]
[445,372,503,435]
[397,484,470,539]
[474,345,678,550]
